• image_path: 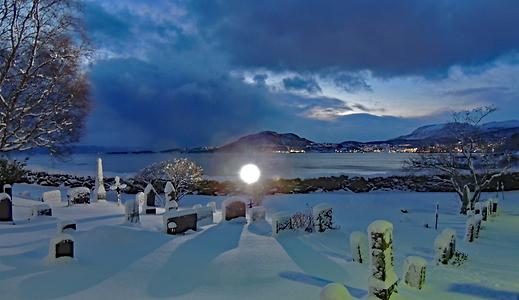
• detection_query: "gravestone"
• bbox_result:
[250,206,266,222]
[403,256,427,290]
[125,198,140,224]
[350,231,368,264]
[434,229,456,264]
[163,209,197,235]
[320,283,354,300]
[194,206,214,226]
[207,201,216,213]
[94,158,106,201]
[43,190,61,204]
[465,217,476,243]
[47,233,75,261]
[0,193,13,222]
[368,220,398,300]
[223,200,246,221]
[313,203,334,232]
[143,183,156,214]
[271,211,293,236]
[3,184,12,199]
[58,219,77,233]
[32,203,52,216]
[67,187,90,205]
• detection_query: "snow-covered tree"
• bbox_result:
[0,0,91,154]
[135,158,203,204]
[0,157,26,185]
[405,106,511,214]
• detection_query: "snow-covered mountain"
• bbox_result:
[217,131,314,152]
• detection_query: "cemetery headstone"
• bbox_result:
[207,201,216,213]
[110,176,127,206]
[67,187,90,205]
[143,183,156,214]
[368,220,398,300]
[125,198,140,224]
[350,231,368,264]
[94,157,107,201]
[313,203,334,232]
[0,192,13,222]
[47,233,75,261]
[465,217,476,243]
[58,219,77,233]
[271,211,293,236]
[222,198,247,221]
[403,256,427,290]
[250,206,266,222]
[164,181,174,201]
[434,228,456,264]
[43,190,61,204]
[194,205,214,226]
[163,209,197,235]
[32,203,52,217]
[3,184,12,199]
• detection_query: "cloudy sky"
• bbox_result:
[81,0,519,149]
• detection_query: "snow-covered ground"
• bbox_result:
[1,184,518,299]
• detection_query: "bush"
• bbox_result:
[0,157,27,186]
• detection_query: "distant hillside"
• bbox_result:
[217,131,314,152]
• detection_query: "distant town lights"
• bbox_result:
[239,164,261,184]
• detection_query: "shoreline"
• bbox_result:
[17,169,519,196]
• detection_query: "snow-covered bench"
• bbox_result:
[163,209,197,235]
[67,187,90,204]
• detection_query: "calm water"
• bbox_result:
[17,152,415,180]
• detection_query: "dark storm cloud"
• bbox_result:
[328,72,372,93]
[282,76,322,94]
[190,0,519,76]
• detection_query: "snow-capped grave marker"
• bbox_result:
[0,192,13,222]
[125,198,140,224]
[465,217,476,243]
[163,209,197,235]
[271,211,293,236]
[143,183,157,214]
[47,233,74,261]
[135,192,145,213]
[43,190,61,204]
[250,206,266,222]
[222,198,247,221]
[320,283,354,300]
[165,199,178,211]
[434,228,456,264]
[58,219,77,233]
[403,256,427,290]
[207,201,216,213]
[491,198,499,215]
[32,203,52,217]
[67,187,90,205]
[110,176,127,206]
[350,231,368,264]
[481,203,488,221]
[474,202,481,215]
[313,203,334,232]
[164,181,174,201]
[368,220,398,300]
[3,184,12,199]
[94,158,106,201]
[194,205,213,226]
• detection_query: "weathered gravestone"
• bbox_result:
[313,203,334,232]
[194,205,213,226]
[67,187,90,205]
[32,203,52,217]
[94,158,107,201]
[320,283,354,300]
[58,219,77,233]
[47,233,75,261]
[368,220,398,300]
[43,190,61,204]
[143,183,156,214]
[163,209,197,235]
[350,231,368,264]
[403,256,427,290]
[125,198,140,224]
[271,211,293,236]
[0,192,13,222]
[3,184,12,199]
[434,228,456,264]
[222,198,247,221]
[250,206,266,222]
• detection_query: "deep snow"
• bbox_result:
[0,184,518,299]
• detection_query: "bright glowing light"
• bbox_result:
[239,164,260,184]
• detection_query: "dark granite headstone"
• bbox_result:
[146,192,156,207]
[166,213,197,235]
[0,198,13,222]
[55,240,74,258]
[225,201,246,221]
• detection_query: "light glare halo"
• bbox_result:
[239,164,261,184]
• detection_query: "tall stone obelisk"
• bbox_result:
[95,157,107,201]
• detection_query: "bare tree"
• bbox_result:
[0,0,91,155]
[405,106,510,214]
[135,158,203,205]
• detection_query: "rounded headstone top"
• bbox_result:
[368,220,393,233]
[0,192,11,201]
[320,283,354,300]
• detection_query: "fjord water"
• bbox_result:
[20,152,414,180]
